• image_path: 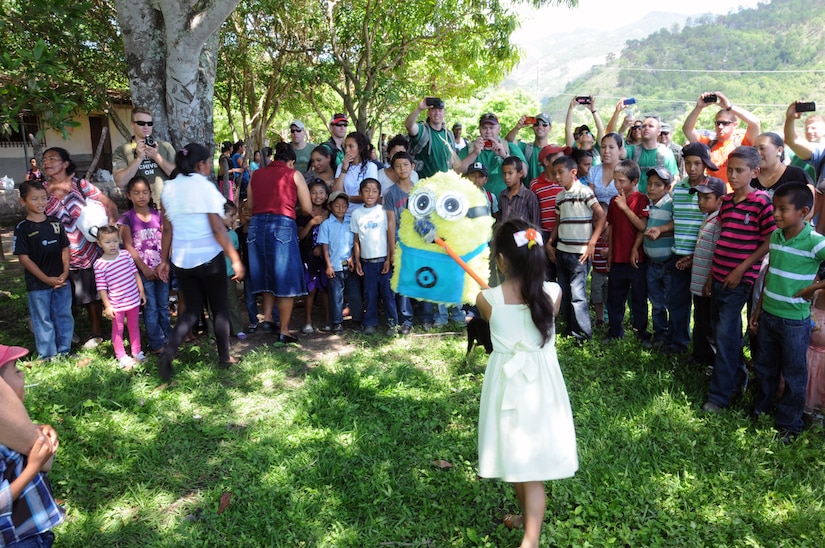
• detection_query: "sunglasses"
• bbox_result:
[533,122,549,127]
[333,123,348,127]
[133,120,154,127]
[632,125,642,130]
[290,128,303,133]
[715,120,734,127]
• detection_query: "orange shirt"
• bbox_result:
[698,130,751,191]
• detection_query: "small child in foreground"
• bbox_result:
[0,344,65,546]
[749,182,825,439]
[476,219,577,546]
[93,225,146,369]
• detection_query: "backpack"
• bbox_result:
[409,122,456,173]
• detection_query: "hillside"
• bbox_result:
[542,0,825,138]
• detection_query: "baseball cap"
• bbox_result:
[479,112,499,126]
[646,167,673,185]
[690,177,727,197]
[538,144,571,164]
[660,123,673,133]
[428,98,446,109]
[535,113,551,125]
[328,190,350,204]
[0,344,29,369]
[682,142,719,171]
[330,113,348,125]
[290,120,305,131]
[466,162,488,177]
[452,122,462,130]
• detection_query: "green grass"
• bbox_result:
[2,258,825,547]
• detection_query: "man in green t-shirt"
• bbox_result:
[405,97,456,179]
[457,112,526,197]
[504,112,551,182]
[624,116,678,194]
[289,120,316,174]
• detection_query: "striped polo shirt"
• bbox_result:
[689,212,720,296]
[711,190,775,284]
[763,223,825,319]
[643,194,674,262]
[555,181,599,255]
[530,174,563,234]
[671,178,709,256]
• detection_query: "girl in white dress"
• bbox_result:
[476,219,578,547]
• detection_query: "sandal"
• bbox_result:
[503,514,523,530]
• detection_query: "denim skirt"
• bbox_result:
[248,214,307,297]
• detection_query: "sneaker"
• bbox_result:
[82,336,103,349]
[363,326,376,335]
[320,324,332,332]
[399,324,412,335]
[422,322,434,332]
[332,324,344,335]
[385,325,398,337]
[246,323,258,333]
[701,401,724,414]
[235,332,248,341]
[133,351,147,363]
[302,324,315,334]
[118,356,137,369]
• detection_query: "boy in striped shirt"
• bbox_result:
[750,182,825,439]
[643,167,674,348]
[702,147,775,414]
[548,155,606,342]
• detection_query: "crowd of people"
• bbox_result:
[8,93,825,546]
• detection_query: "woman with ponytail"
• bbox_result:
[475,219,578,547]
[157,143,244,379]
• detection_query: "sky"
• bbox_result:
[515,0,764,33]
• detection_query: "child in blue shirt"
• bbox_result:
[318,191,363,334]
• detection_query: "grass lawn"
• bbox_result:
[1,253,824,547]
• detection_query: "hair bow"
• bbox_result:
[182,148,189,157]
[514,228,543,249]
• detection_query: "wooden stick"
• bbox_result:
[85,126,108,181]
[433,237,489,289]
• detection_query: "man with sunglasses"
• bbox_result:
[682,91,760,189]
[659,123,685,180]
[289,120,315,174]
[405,97,455,179]
[504,112,553,182]
[113,107,175,198]
[322,113,349,168]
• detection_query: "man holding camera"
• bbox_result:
[405,97,456,179]
[457,112,526,197]
[682,91,760,189]
[504,112,553,182]
[113,107,175,198]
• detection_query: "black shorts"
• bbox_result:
[69,267,100,305]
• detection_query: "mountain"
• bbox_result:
[535,0,825,135]
[505,11,693,99]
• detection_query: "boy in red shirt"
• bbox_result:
[606,160,650,343]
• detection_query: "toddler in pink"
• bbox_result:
[93,225,146,368]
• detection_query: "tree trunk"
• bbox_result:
[113,0,240,152]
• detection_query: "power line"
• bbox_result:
[601,67,825,74]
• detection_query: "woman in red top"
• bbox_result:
[247,142,312,343]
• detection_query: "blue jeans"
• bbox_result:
[397,295,414,327]
[668,258,693,350]
[556,250,591,340]
[607,263,648,339]
[28,284,74,359]
[362,260,398,327]
[140,274,170,351]
[647,259,672,342]
[753,311,811,433]
[328,269,363,324]
[708,280,751,407]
